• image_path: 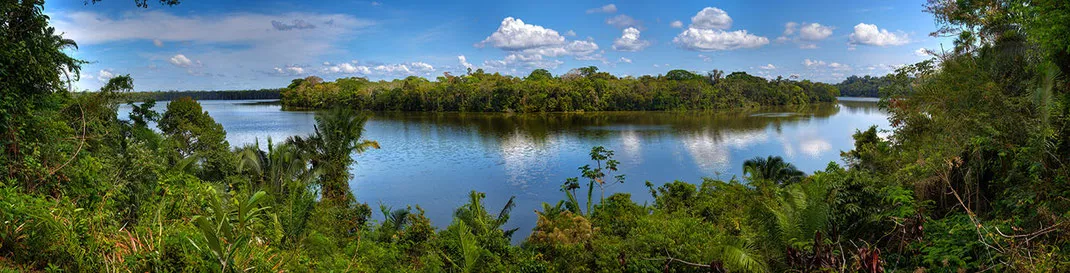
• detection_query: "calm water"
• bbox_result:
[119,98,889,240]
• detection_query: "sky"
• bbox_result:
[46,0,950,91]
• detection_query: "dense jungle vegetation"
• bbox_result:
[834,75,896,97]
[3,0,1070,272]
[280,68,840,112]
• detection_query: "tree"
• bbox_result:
[291,108,379,202]
[158,97,233,180]
[526,69,553,81]
[0,0,85,183]
[560,146,625,215]
[743,156,804,186]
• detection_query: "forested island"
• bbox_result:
[280,68,840,112]
[834,75,896,97]
[3,0,1070,272]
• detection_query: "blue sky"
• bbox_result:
[47,0,948,91]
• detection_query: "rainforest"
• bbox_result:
[2,0,1070,272]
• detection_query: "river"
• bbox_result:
[119,98,889,241]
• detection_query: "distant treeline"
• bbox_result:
[834,75,894,97]
[281,67,840,112]
[123,89,282,101]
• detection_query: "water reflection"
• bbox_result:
[119,99,888,242]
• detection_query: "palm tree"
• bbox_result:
[237,138,316,194]
[291,108,379,203]
[742,156,804,186]
[453,191,518,239]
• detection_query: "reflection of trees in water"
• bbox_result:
[367,103,847,180]
[838,100,884,115]
[368,103,842,145]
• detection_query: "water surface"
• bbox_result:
[120,99,889,240]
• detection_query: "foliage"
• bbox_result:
[4,0,1070,272]
[280,69,840,112]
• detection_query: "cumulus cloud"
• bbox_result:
[803,59,826,67]
[782,22,798,36]
[320,61,435,76]
[152,39,164,47]
[828,62,850,71]
[98,69,115,81]
[458,55,474,69]
[475,17,604,72]
[586,4,617,14]
[169,54,194,67]
[606,14,641,29]
[674,7,766,51]
[477,17,565,50]
[689,7,732,30]
[803,59,850,71]
[612,27,651,51]
[670,20,683,28]
[799,23,833,41]
[777,22,832,48]
[483,54,564,70]
[273,65,305,75]
[324,62,370,74]
[674,28,768,51]
[759,64,776,70]
[565,30,576,36]
[271,19,316,31]
[618,57,632,63]
[849,23,909,47]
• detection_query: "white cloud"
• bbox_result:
[98,69,115,81]
[324,62,370,74]
[586,4,617,14]
[828,62,851,71]
[152,39,164,47]
[698,54,712,62]
[799,23,833,41]
[670,20,683,28]
[803,59,826,67]
[273,65,305,76]
[689,7,732,30]
[759,64,776,70]
[618,57,632,63]
[914,47,929,57]
[458,55,474,69]
[565,30,576,37]
[373,64,412,74]
[370,1,381,6]
[169,54,194,67]
[612,27,651,51]
[483,54,564,70]
[321,61,434,76]
[782,22,798,36]
[477,17,565,50]
[803,59,850,72]
[409,62,435,72]
[777,22,832,49]
[673,28,768,51]
[849,23,909,47]
[606,14,641,29]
